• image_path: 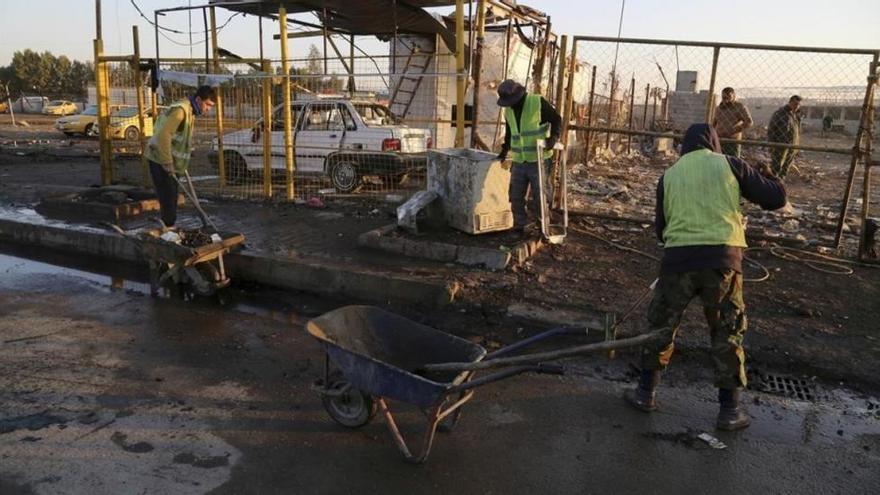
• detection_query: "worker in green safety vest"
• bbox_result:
[624,123,787,431]
[496,79,561,235]
[144,85,216,227]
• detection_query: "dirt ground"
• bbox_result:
[2,119,880,395]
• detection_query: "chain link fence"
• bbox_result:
[566,37,879,248]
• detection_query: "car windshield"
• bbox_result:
[112,107,139,118]
[81,106,98,116]
[48,100,66,106]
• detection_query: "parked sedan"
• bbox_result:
[104,106,158,141]
[43,100,78,116]
[55,105,99,136]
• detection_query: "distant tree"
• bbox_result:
[2,50,93,98]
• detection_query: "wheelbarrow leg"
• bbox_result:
[377,399,442,464]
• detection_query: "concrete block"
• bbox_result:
[455,245,510,270]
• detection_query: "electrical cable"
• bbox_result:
[129,0,240,39]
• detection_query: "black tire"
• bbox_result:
[63,132,74,137]
[321,371,377,428]
[224,152,249,185]
[328,159,362,193]
[83,123,95,137]
[124,126,140,142]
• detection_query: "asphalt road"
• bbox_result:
[0,253,878,495]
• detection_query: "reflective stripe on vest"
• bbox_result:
[146,99,194,174]
[662,149,747,248]
[504,93,553,163]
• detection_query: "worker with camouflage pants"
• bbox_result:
[767,95,803,178]
[625,124,787,431]
[144,85,216,227]
[496,79,561,234]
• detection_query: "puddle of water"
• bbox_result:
[0,250,151,294]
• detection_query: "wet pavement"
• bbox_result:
[0,254,878,494]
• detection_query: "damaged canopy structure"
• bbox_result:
[209,0,463,51]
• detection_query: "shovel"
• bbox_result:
[171,170,219,233]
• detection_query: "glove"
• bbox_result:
[162,162,175,175]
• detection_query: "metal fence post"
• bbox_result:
[469,0,487,148]
[836,53,879,248]
[454,0,465,147]
[132,26,149,187]
[279,5,295,200]
[642,83,650,130]
[705,45,720,123]
[626,76,635,153]
[584,64,597,162]
[857,57,878,258]
[261,59,273,199]
[209,7,226,190]
[94,39,113,185]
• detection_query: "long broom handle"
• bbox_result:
[422,329,665,373]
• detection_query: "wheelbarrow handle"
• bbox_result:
[447,363,564,394]
[486,325,585,359]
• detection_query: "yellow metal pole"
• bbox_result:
[279,5,295,200]
[210,6,226,190]
[132,26,149,187]
[261,59,273,199]
[94,39,113,185]
[454,0,465,147]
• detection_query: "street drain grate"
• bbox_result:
[753,373,816,401]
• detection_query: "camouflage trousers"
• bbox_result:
[640,268,748,389]
[770,146,798,178]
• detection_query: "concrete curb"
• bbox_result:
[0,219,459,306]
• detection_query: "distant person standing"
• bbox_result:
[712,87,752,158]
[144,85,216,227]
[767,95,803,178]
[496,79,562,235]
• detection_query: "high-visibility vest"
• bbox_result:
[662,148,747,248]
[145,99,194,174]
[504,93,553,163]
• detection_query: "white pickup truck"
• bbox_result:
[211,99,432,192]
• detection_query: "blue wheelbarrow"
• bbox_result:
[307,305,661,463]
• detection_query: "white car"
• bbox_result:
[211,99,432,192]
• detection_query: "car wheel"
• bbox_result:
[329,160,361,193]
[124,126,140,142]
[224,152,249,185]
[83,123,94,137]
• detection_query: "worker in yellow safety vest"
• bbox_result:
[144,85,216,227]
[496,79,562,235]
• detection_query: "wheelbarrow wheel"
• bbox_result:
[321,372,377,428]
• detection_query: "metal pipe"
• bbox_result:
[470,0,487,148]
[835,53,880,248]
[95,0,102,39]
[584,64,597,162]
[210,6,226,190]
[455,0,466,147]
[571,35,879,55]
[93,39,112,185]
[642,83,649,130]
[132,26,149,187]
[261,59,273,199]
[705,46,720,123]
[279,5,295,200]
[571,125,858,155]
[626,76,635,153]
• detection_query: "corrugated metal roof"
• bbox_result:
[209,0,461,49]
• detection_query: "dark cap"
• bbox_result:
[789,95,803,103]
[496,79,526,107]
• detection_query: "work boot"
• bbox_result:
[624,370,660,412]
[716,388,751,431]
